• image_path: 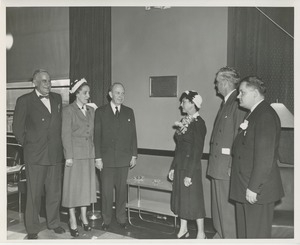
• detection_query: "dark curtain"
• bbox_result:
[69,7,111,107]
[227,7,294,113]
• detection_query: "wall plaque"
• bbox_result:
[149,76,177,97]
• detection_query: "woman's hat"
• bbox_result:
[70,78,87,94]
[182,90,203,108]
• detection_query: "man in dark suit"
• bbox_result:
[207,67,246,238]
[230,76,284,238]
[94,82,138,230]
[12,69,65,239]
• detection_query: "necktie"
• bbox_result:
[39,95,49,99]
[115,106,119,117]
[81,106,86,116]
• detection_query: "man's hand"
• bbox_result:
[184,177,192,187]
[246,188,258,204]
[65,159,73,167]
[129,157,137,169]
[168,169,174,181]
[95,159,103,171]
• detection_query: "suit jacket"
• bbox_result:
[230,100,284,204]
[12,90,63,165]
[61,102,95,160]
[170,116,206,178]
[207,90,246,180]
[94,103,138,167]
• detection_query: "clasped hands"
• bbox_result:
[168,169,192,187]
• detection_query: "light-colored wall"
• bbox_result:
[6,7,69,82]
[112,7,228,152]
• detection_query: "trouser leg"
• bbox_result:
[244,202,275,238]
[211,178,237,238]
[44,164,62,229]
[24,164,47,234]
[115,167,129,224]
[235,202,246,238]
[100,168,114,224]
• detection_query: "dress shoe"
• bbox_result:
[68,222,79,237]
[27,233,38,239]
[79,216,92,231]
[53,226,66,234]
[177,231,189,239]
[118,222,128,229]
[102,223,110,231]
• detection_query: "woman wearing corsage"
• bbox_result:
[61,79,98,237]
[168,90,207,239]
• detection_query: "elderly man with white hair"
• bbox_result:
[207,67,246,239]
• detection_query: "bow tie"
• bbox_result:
[39,95,49,99]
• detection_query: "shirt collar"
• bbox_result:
[192,111,200,119]
[35,89,49,98]
[76,102,86,110]
[250,99,264,112]
[110,101,121,112]
[224,89,236,103]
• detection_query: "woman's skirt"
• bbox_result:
[171,168,206,220]
[62,158,97,208]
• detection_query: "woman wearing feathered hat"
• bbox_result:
[168,90,207,239]
[61,78,98,237]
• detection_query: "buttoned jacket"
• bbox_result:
[94,103,138,167]
[230,100,284,204]
[207,90,246,180]
[12,90,63,165]
[62,102,95,160]
[170,116,206,178]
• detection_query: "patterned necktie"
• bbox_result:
[115,106,119,117]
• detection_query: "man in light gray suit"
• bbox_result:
[207,67,246,238]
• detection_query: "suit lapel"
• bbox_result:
[246,100,266,124]
[86,105,93,122]
[71,102,88,121]
[214,91,237,128]
[49,93,58,116]
[31,91,51,115]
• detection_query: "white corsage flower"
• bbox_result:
[240,119,249,130]
[174,114,198,135]
[240,119,249,136]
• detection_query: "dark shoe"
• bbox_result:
[102,223,109,231]
[177,231,189,239]
[68,223,79,237]
[79,216,92,231]
[53,226,66,234]
[118,222,128,229]
[27,233,38,239]
[80,220,92,231]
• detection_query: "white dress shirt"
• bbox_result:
[35,90,51,113]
